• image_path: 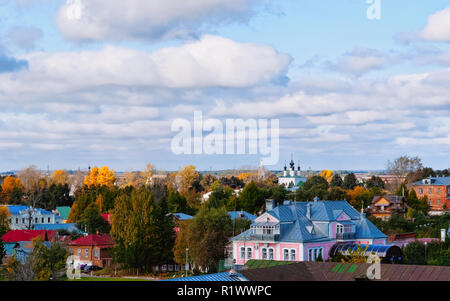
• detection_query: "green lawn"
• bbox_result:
[71,277,151,281]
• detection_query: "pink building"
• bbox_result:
[231,198,388,266]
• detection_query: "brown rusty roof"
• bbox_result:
[240,261,450,281]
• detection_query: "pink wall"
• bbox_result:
[304,241,336,261]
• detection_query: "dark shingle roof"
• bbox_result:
[240,261,450,281]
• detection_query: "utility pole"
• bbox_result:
[185,247,189,277]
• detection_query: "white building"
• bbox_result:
[3,205,63,230]
[278,159,306,190]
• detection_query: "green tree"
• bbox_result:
[150,196,176,266]
[33,239,68,280]
[77,204,111,234]
[238,182,264,214]
[403,241,426,265]
[343,173,358,190]
[330,174,343,188]
[186,207,233,272]
[366,176,385,189]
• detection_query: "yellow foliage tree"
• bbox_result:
[346,186,370,209]
[84,166,116,187]
[0,206,11,235]
[320,170,334,182]
[1,176,23,203]
[51,170,69,185]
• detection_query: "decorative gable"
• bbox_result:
[375,197,390,205]
[254,212,279,224]
[334,210,351,221]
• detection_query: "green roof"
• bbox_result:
[56,206,71,220]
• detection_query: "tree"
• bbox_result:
[181,207,232,272]
[0,206,11,237]
[238,182,265,214]
[51,170,69,186]
[77,204,110,234]
[343,173,358,190]
[18,165,42,194]
[138,163,156,186]
[387,155,423,177]
[33,238,68,280]
[150,196,176,266]
[177,165,202,209]
[366,176,385,189]
[200,174,217,192]
[0,176,23,204]
[206,181,233,209]
[330,174,343,188]
[320,170,334,182]
[403,241,426,265]
[84,166,116,187]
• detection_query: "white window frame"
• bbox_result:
[268,248,274,260]
[240,247,245,259]
[261,248,267,260]
[290,249,296,261]
[246,247,252,260]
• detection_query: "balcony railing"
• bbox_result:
[336,232,356,240]
[249,234,280,241]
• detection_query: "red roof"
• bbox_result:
[69,234,114,246]
[1,230,58,243]
[101,213,112,224]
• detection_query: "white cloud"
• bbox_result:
[326,48,392,75]
[420,7,450,42]
[56,0,266,42]
[0,35,291,93]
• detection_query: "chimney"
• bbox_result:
[266,199,274,211]
[306,202,311,219]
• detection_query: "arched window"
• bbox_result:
[261,248,267,260]
[283,249,289,261]
[268,248,274,260]
[240,247,245,259]
[313,249,317,261]
[337,224,344,234]
[308,249,312,261]
[247,248,252,259]
[290,249,296,261]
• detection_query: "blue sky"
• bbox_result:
[0,0,450,172]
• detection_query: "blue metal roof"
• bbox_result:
[33,223,84,234]
[6,205,54,215]
[173,213,193,221]
[164,272,248,281]
[413,177,450,186]
[228,211,256,221]
[232,200,387,243]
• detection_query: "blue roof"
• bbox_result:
[231,200,387,243]
[33,223,84,234]
[164,272,248,281]
[6,205,54,215]
[413,177,450,186]
[173,213,193,221]
[228,211,256,221]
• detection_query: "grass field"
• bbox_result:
[71,277,151,281]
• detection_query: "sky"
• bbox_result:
[0,0,450,172]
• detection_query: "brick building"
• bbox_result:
[68,234,114,268]
[412,177,450,215]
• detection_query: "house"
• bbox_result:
[54,206,71,223]
[412,177,450,215]
[1,229,58,264]
[278,159,306,190]
[368,195,408,220]
[68,234,114,268]
[2,205,64,230]
[230,198,388,266]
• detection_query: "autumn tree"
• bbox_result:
[138,163,156,186]
[177,165,202,209]
[0,176,23,204]
[0,206,10,237]
[50,170,69,186]
[84,166,116,187]
[320,170,334,182]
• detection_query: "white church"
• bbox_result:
[278,158,306,190]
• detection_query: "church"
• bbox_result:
[278,157,306,190]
